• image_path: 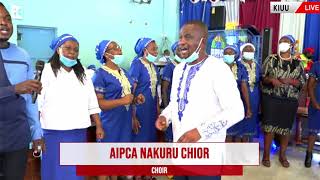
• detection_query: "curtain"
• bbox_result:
[211,0,240,28]
[239,0,281,53]
[303,0,320,62]
[224,0,240,26]
[179,0,212,28]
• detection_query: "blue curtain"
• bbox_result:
[303,0,320,62]
[179,0,212,28]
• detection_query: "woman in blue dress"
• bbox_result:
[93,40,145,180]
[129,37,159,142]
[161,41,181,142]
[305,60,320,167]
[238,43,261,142]
[223,45,252,142]
[93,40,144,143]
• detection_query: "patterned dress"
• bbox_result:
[261,55,305,135]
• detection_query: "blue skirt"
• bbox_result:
[41,129,87,180]
[308,106,320,135]
[100,106,132,142]
[308,83,320,135]
[227,86,260,137]
[132,98,158,142]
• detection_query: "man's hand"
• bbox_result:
[155,116,168,131]
[32,138,45,154]
[15,80,42,94]
[177,128,201,143]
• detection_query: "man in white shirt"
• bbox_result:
[155,21,244,180]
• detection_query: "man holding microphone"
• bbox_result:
[0,3,44,180]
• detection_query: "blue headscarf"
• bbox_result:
[224,44,240,58]
[50,34,78,51]
[95,40,112,64]
[134,37,154,57]
[280,35,295,44]
[280,35,296,54]
[171,41,179,54]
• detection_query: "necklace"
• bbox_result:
[242,60,256,92]
[102,65,131,110]
[140,58,157,98]
[177,60,206,121]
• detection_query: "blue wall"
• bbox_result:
[2,0,179,69]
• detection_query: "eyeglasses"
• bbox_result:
[61,46,79,53]
[106,44,122,52]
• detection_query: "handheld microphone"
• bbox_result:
[32,60,45,104]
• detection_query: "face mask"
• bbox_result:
[106,53,125,65]
[146,50,157,62]
[243,52,255,60]
[181,38,203,63]
[279,42,291,53]
[59,54,77,67]
[165,55,170,58]
[174,54,183,62]
[223,55,235,64]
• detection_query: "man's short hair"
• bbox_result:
[183,21,208,39]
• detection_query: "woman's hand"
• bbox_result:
[134,94,145,105]
[96,125,105,140]
[132,117,141,134]
[121,94,134,105]
[245,108,253,119]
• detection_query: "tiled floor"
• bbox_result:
[223,145,320,180]
[155,146,320,180]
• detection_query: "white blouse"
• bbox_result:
[161,56,244,142]
[38,63,101,130]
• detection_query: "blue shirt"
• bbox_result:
[0,43,42,140]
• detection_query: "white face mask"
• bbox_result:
[243,52,255,60]
[279,42,291,53]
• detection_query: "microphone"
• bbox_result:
[32,60,45,104]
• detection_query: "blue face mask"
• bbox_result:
[60,54,77,67]
[107,53,125,65]
[180,38,203,63]
[146,50,157,62]
[223,55,235,64]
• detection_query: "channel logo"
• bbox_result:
[270,2,320,14]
